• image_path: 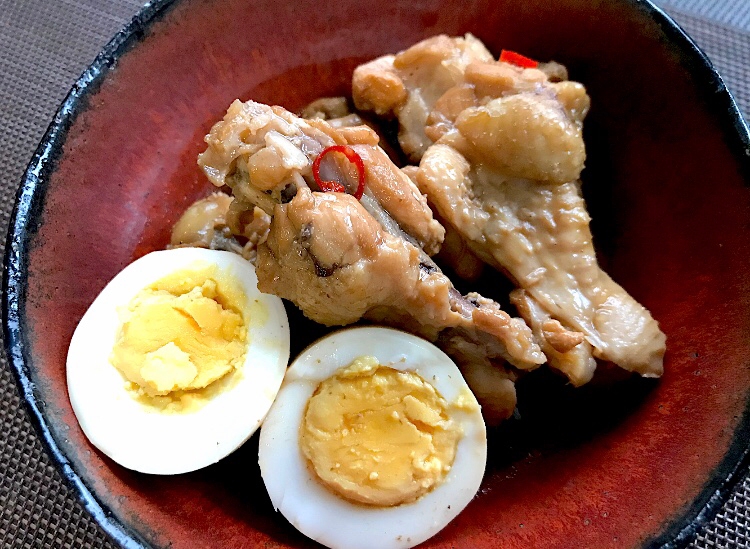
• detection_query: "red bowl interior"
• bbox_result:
[15,0,750,547]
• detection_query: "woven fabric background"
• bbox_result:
[0,0,748,547]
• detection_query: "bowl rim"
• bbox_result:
[3,0,750,548]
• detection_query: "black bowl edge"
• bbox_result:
[1,1,179,548]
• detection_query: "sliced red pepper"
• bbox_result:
[311,145,366,200]
[499,49,539,69]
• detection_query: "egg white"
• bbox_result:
[258,326,487,549]
[67,248,290,475]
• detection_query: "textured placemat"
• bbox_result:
[0,1,748,547]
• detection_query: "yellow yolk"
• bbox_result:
[110,265,247,399]
[300,356,462,507]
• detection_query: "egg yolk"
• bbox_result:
[300,356,462,507]
[110,265,247,398]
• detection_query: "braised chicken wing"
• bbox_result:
[198,99,545,421]
[355,35,666,382]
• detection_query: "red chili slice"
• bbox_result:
[311,145,366,200]
[499,49,539,69]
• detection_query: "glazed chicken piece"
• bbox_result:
[299,96,365,129]
[353,34,493,162]
[170,192,271,263]
[352,33,582,168]
[402,164,485,282]
[510,289,596,386]
[354,34,666,382]
[199,99,445,255]
[258,187,535,356]
[198,99,546,421]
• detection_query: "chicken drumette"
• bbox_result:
[353,34,666,385]
[198,99,545,422]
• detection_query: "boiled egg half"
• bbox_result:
[67,248,290,474]
[259,327,487,549]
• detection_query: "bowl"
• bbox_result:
[4,0,750,547]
